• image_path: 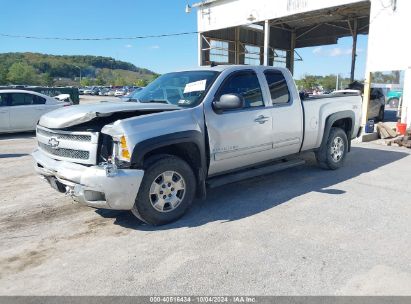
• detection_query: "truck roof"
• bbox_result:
[175,65,288,73]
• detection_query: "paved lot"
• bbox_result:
[0,134,410,295]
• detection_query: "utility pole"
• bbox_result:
[74,66,82,84]
[336,74,339,91]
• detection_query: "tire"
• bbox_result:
[389,98,399,108]
[377,106,385,122]
[315,127,348,170]
[131,155,196,225]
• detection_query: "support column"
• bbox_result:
[401,68,411,126]
[361,71,372,126]
[264,20,270,66]
[235,27,240,65]
[289,30,296,75]
[350,19,358,83]
[197,32,203,66]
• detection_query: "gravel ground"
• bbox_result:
[0,134,410,295]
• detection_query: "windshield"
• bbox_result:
[132,71,219,107]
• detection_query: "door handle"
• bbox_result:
[254,115,270,124]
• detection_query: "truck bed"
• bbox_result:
[301,94,362,151]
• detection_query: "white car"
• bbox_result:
[0,90,71,133]
[114,89,125,97]
[82,88,93,95]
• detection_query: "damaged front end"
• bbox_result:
[32,102,178,210]
[33,148,144,210]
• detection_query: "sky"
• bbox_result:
[0,0,368,80]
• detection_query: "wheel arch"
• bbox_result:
[320,110,355,153]
[130,131,207,198]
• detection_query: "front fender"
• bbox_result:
[130,130,206,169]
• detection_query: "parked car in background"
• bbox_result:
[332,88,385,121]
[0,90,71,133]
[54,94,73,103]
[90,87,100,95]
[114,89,126,96]
[107,89,116,96]
[82,87,93,95]
[119,87,144,102]
[386,90,402,108]
[98,88,109,96]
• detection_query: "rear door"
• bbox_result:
[205,70,274,176]
[0,93,10,132]
[9,93,44,131]
[263,69,303,158]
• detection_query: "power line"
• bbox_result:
[0,31,199,41]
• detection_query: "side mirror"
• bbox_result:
[213,94,244,111]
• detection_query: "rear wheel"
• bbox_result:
[131,155,196,225]
[316,127,348,170]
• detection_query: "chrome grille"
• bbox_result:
[37,128,91,142]
[36,126,99,165]
[39,142,90,160]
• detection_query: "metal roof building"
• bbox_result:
[192,0,411,127]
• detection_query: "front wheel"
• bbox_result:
[316,127,348,170]
[131,155,196,225]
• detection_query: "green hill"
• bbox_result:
[0,52,158,86]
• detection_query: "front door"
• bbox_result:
[205,70,274,176]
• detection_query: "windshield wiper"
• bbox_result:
[140,99,169,104]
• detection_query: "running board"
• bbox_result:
[207,158,305,189]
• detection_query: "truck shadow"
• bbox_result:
[96,146,409,230]
[0,153,29,159]
[0,132,36,140]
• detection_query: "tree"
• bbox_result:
[135,79,148,87]
[0,65,7,85]
[40,73,54,86]
[114,77,127,86]
[297,74,319,90]
[7,62,38,84]
[319,75,337,91]
[95,76,106,86]
[80,77,93,86]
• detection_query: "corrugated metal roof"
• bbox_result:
[192,0,221,8]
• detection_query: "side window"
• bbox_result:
[264,71,290,104]
[0,94,7,107]
[33,95,46,105]
[218,71,264,108]
[10,93,33,106]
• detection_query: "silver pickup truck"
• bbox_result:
[33,66,362,225]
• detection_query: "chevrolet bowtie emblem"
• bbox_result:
[48,137,59,148]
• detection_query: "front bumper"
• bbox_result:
[32,149,144,210]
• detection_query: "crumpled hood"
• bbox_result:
[39,101,180,129]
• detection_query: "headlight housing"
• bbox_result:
[112,135,131,163]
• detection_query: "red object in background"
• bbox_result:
[397,122,407,135]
